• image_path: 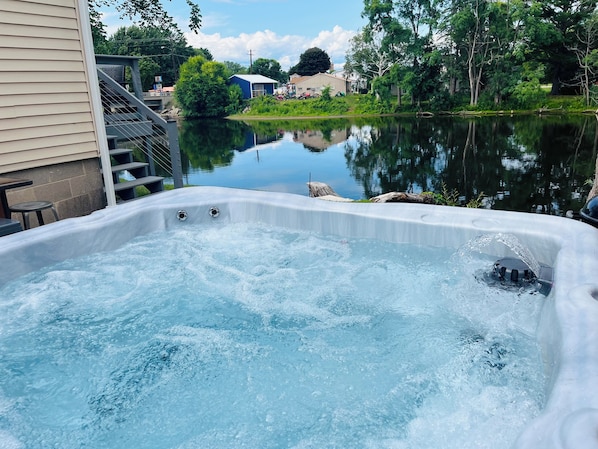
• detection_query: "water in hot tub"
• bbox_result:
[0,223,545,449]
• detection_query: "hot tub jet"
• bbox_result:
[490,257,553,295]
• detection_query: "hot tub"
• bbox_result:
[0,186,597,449]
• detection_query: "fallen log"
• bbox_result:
[309,182,440,204]
[536,105,563,114]
[308,181,341,198]
[370,191,438,204]
[307,182,354,202]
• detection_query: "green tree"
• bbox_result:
[511,62,548,108]
[226,84,245,115]
[104,25,194,87]
[361,0,443,105]
[446,0,498,106]
[89,0,202,44]
[525,0,598,95]
[193,47,213,60]
[138,58,161,90]
[223,61,248,77]
[570,11,598,106]
[175,56,231,117]
[251,58,287,83]
[90,7,110,54]
[345,26,408,86]
[289,47,332,76]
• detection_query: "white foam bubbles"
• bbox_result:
[0,222,546,449]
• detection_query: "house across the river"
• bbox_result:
[229,74,279,99]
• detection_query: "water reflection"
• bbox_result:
[172,115,596,214]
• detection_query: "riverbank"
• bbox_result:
[226,93,595,121]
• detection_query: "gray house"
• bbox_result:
[229,74,278,99]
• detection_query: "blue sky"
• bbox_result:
[100,0,367,70]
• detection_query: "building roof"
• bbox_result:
[230,74,279,84]
[290,73,347,85]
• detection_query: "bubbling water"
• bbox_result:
[456,233,541,277]
[0,223,545,449]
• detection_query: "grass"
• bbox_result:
[229,92,595,120]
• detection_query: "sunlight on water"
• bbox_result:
[0,223,545,449]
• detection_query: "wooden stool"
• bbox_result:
[10,201,59,230]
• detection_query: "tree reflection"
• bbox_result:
[178,119,251,172]
[175,115,595,214]
[343,115,595,213]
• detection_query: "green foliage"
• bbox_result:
[466,192,486,208]
[251,58,288,83]
[178,119,250,171]
[89,0,202,40]
[438,183,460,206]
[511,63,548,108]
[103,25,194,87]
[223,61,248,77]
[175,56,231,118]
[193,48,213,60]
[289,48,332,76]
[241,118,352,137]
[352,94,397,115]
[138,58,161,90]
[226,84,245,115]
[526,0,596,95]
[429,90,458,111]
[244,95,350,116]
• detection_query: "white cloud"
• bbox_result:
[185,26,356,70]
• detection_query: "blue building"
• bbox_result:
[229,74,278,99]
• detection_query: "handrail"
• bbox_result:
[97,68,183,188]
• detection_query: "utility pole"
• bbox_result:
[249,49,253,73]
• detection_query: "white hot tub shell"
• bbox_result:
[0,187,596,449]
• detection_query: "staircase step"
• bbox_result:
[113,176,163,191]
[111,162,149,173]
[112,161,150,180]
[113,176,164,201]
[105,112,142,122]
[106,135,119,150]
[109,148,133,157]
[106,120,153,139]
[109,148,134,164]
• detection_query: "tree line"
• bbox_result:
[91,0,598,114]
[93,22,335,117]
[344,0,598,110]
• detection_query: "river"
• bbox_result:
[164,115,597,215]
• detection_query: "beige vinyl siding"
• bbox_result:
[0,0,99,174]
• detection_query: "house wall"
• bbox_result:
[294,74,349,96]
[230,77,252,99]
[251,83,275,97]
[230,75,277,99]
[0,0,105,223]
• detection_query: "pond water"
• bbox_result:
[164,115,597,214]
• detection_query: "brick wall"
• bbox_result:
[3,159,105,227]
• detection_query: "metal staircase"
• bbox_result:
[107,135,164,201]
[96,55,183,203]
